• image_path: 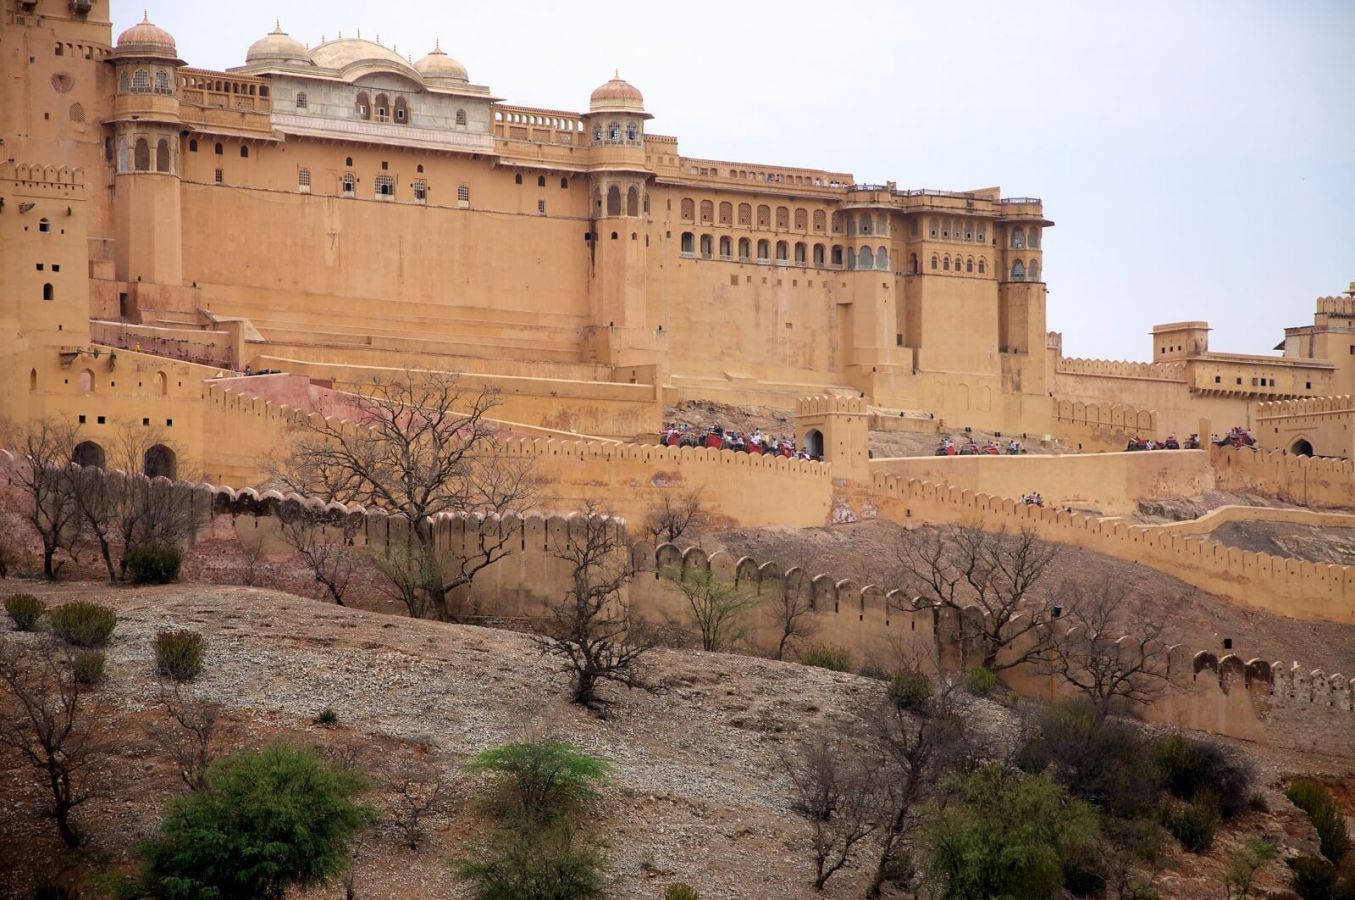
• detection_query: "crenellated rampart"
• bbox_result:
[1055,357,1187,382]
[1050,398,1160,451]
[1212,445,1355,509]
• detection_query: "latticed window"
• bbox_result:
[295,92,308,109]
[342,174,355,196]
[297,168,311,191]
[154,68,171,94]
[456,109,467,126]
[413,179,427,202]
[375,174,395,197]
[457,183,470,202]
[131,68,150,92]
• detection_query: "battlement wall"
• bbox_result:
[861,474,1355,623]
[796,395,867,417]
[1317,297,1355,316]
[1212,446,1355,508]
[1050,398,1160,451]
[1256,395,1355,419]
[0,162,86,191]
[1056,357,1186,382]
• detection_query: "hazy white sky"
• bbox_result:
[116,1,1355,362]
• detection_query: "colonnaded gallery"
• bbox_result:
[2,0,1354,485]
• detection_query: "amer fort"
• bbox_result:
[2,5,1355,889]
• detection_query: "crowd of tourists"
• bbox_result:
[935,437,1027,456]
[1125,433,1201,451]
[658,425,820,460]
[1212,427,1257,448]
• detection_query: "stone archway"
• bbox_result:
[143,443,177,479]
[1291,438,1314,457]
[805,429,824,460]
[73,440,106,469]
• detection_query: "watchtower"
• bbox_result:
[795,395,870,480]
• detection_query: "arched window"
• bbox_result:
[374,93,390,122]
[143,444,177,480]
[737,203,751,226]
[858,246,874,269]
[134,138,150,171]
[188,139,198,152]
[608,186,622,216]
[1010,227,1025,249]
[860,214,873,235]
[154,68,171,94]
[680,198,695,220]
[757,239,770,261]
[156,138,170,172]
[131,67,150,92]
[876,248,890,270]
[455,109,467,126]
[794,242,807,264]
[626,186,639,217]
[1029,228,1040,248]
[515,173,523,185]
[1029,259,1041,281]
[214,142,223,155]
[700,200,713,223]
[561,177,569,189]
[79,369,93,392]
[757,205,770,228]
[738,237,751,260]
[355,91,371,120]
[718,202,732,224]
[69,101,84,122]
[394,97,408,124]
[608,122,621,141]
[43,283,55,301]
[73,441,106,469]
[942,256,950,271]
[626,123,638,141]
[776,206,789,229]
[680,232,695,255]
[909,253,919,274]
[118,70,129,92]
[1011,260,1026,281]
[342,174,356,196]
[698,234,712,257]
[239,145,249,158]
[813,210,826,232]
[978,258,986,274]
[930,254,939,270]
[776,240,789,261]
[929,218,938,239]
[537,175,546,187]
[29,369,37,392]
[966,257,974,273]
[794,208,808,230]
[832,245,844,267]
[846,215,857,237]
[719,236,732,258]
[296,91,308,109]
[846,248,857,270]
[813,244,826,267]
[117,138,129,172]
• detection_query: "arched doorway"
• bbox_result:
[73,440,106,469]
[143,443,177,479]
[1291,438,1314,457]
[805,429,824,460]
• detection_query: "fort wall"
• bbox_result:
[1212,445,1355,509]
[1253,395,1355,459]
[1048,398,1159,451]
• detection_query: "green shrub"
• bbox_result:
[49,601,117,648]
[71,650,106,686]
[124,545,183,585]
[315,706,339,726]
[964,665,997,696]
[665,883,700,900]
[1153,733,1254,818]
[799,646,852,672]
[858,664,891,681]
[4,593,44,631]
[887,671,932,712]
[457,822,606,900]
[466,740,611,830]
[1288,778,1352,863]
[1291,855,1338,900]
[1250,791,1271,812]
[1164,795,1221,853]
[140,743,374,899]
[153,630,206,682]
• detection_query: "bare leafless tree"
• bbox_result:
[866,678,970,898]
[279,507,364,606]
[1049,580,1173,719]
[663,566,761,652]
[73,427,197,582]
[772,569,818,661]
[388,768,447,850]
[785,734,882,892]
[893,524,1060,672]
[3,418,83,580]
[0,512,17,579]
[644,490,704,545]
[537,506,653,713]
[272,371,536,621]
[156,682,221,791]
[236,527,269,587]
[0,638,106,848]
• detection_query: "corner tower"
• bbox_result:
[108,14,184,287]
[584,74,655,370]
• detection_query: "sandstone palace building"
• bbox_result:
[4,0,1354,480]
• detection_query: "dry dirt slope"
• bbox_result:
[0,583,1340,899]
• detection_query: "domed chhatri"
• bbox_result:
[414,40,469,83]
[589,71,644,113]
[114,12,177,56]
[245,21,312,67]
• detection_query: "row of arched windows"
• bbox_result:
[678,233,891,270]
[598,185,644,217]
[118,66,173,95]
[354,91,424,125]
[593,121,641,144]
[679,199,830,233]
[927,217,986,243]
[117,137,172,173]
[1008,226,1040,249]
[926,253,988,275]
[1009,258,1041,281]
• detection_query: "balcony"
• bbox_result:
[272,114,495,155]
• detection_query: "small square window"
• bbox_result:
[166,418,173,427]
[142,417,150,426]
[35,263,44,271]
[78,415,86,424]
[97,415,106,425]
[896,334,904,346]
[52,264,59,272]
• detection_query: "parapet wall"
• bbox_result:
[0,162,86,190]
[1055,357,1187,382]
[1317,296,1355,316]
[1212,446,1355,509]
[1256,395,1355,419]
[1050,398,1160,451]
[796,395,867,417]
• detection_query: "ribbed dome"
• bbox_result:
[115,13,177,57]
[589,73,644,113]
[414,41,468,83]
[246,22,312,66]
